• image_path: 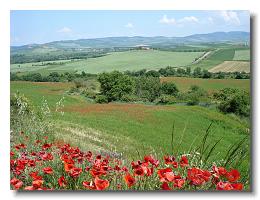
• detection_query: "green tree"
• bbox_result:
[161,82,179,96]
[98,71,135,102]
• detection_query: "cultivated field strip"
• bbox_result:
[208,61,250,73]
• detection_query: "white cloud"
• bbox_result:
[159,15,199,26]
[125,23,134,28]
[57,27,72,33]
[178,16,199,23]
[159,15,176,25]
[208,17,214,24]
[219,11,241,25]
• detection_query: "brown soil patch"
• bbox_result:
[63,103,175,122]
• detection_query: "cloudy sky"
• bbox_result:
[11,10,250,46]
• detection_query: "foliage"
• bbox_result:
[161,82,179,96]
[213,88,250,117]
[95,95,109,104]
[98,71,135,102]
[135,76,161,102]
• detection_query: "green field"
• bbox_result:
[10,81,249,169]
[11,50,203,74]
[233,49,250,61]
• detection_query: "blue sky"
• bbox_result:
[10,10,250,46]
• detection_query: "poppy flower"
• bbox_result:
[157,168,172,182]
[174,179,185,188]
[83,181,96,190]
[164,155,175,165]
[58,176,67,187]
[43,167,53,174]
[231,183,243,190]
[32,179,44,189]
[187,167,211,186]
[161,182,171,190]
[10,151,15,157]
[42,143,52,150]
[225,169,240,182]
[10,178,23,190]
[134,165,145,176]
[124,173,136,187]
[64,162,74,172]
[94,176,109,190]
[24,186,35,190]
[69,167,82,178]
[213,166,227,176]
[180,155,189,167]
[216,181,242,191]
[29,171,43,180]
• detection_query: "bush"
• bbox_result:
[120,94,139,102]
[98,71,135,102]
[155,94,177,104]
[135,76,161,102]
[161,82,179,96]
[214,88,250,117]
[95,95,108,104]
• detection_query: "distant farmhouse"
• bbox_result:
[134,44,151,50]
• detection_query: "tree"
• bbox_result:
[193,67,202,77]
[161,82,179,96]
[98,71,135,102]
[135,76,161,102]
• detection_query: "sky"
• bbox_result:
[10,10,250,46]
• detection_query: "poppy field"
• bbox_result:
[10,81,250,191]
[10,130,244,191]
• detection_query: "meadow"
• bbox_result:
[10,81,250,181]
[160,77,250,93]
[11,50,203,74]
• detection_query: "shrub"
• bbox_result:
[155,94,177,104]
[135,76,161,102]
[95,95,108,104]
[98,71,135,102]
[120,94,139,102]
[214,88,250,117]
[161,82,179,96]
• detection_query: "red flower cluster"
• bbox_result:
[10,132,245,191]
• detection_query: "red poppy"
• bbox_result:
[180,155,189,167]
[69,167,82,178]
[10,178,23,190]
[187,167,211,186]
[231,183,243,190]
[161,182,171,190]
[164,155,175,165]
[213,166,227,176]
[10,151,15,157]
[28,160,36,167]
[58,176,67,187]
[29,171,43,180]
[124,173,136,187]
[157,168,173,182]
[64,162,74,172]
[134,165,145,176]
[24,186,35,190]
[43,167,53,174]
[174,179,185,188]
[94,176,109,190]
[225,169,240,182]
[83,181,96,190]
[32,179,44,189]
[42,143,52,150]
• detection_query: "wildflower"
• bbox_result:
[180,155,189,168]
[10,178,23,190]
[225,169,240,182]
[83,181,96,190]
[94,176,109,190]
[58,176,67,187]
[124,173,136,187]
[161,182,171,190]
[69,167,82,178]
[43,167,53,174]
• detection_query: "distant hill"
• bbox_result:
[11,31,250,51]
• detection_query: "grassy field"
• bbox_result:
[208,61,250,73]
[189,48,235,70]
[233,49,250,61]
[11,50,203,74]
[160,77,250,93]
[10,81,249,170]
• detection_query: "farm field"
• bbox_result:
[160,77,250,93]
[11,50,204,74]
[10,81,250,173]
[233,49,250,61]
[208,61,250,73]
